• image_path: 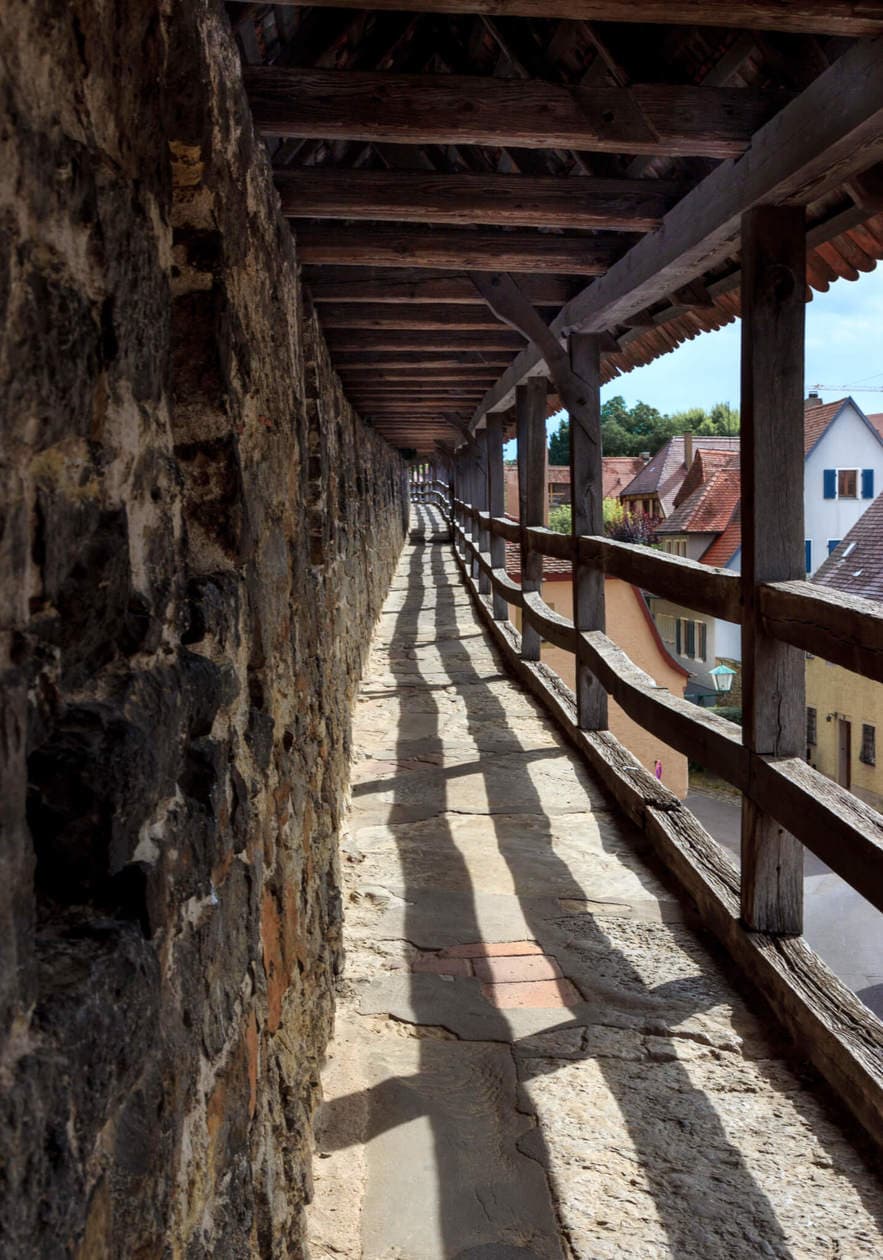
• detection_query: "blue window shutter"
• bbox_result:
[675,620,682,654]
[823,468,836,498]
[862,468,874,499]
[828,539,841,555]
[805,540,812,572]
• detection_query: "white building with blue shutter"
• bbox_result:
[803,394,883,575]
[646,394,883,700]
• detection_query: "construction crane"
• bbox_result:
[814,383,883,392]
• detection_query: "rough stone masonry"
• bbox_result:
[0,1,406,1254]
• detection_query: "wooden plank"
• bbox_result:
[331,352,514,367]
[247,67,788,158]
[318,303,511,330]
[336,367,502,380]
[522,591,578,653]
[578,536,742,622]
[471,34,883,423]
[269,2,883,39]
[740,204,806,936]
[296,223,625,273]
[570,333,607,731]
[759,581,883,684]
[486,414,508,620]
[277,169,679,231]
[325,330,526,350]
[307,270,572,305]
[488,515,521,544]
[517,379,547,661]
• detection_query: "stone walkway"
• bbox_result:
[307,507,883,1260]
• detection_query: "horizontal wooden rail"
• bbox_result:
[759,580,883,683]
[579,536,742,623]
[447,526,883,1147]
[450,505,883,917]
[522,590,578,653]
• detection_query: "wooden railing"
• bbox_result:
[413,473,883,1144]
[450,497,883,916]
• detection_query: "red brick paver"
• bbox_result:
[481,978,583,1009]
[440,940,543,959]
[472,955,563,984]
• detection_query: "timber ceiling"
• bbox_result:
[228,3,883,454]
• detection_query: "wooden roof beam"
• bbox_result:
[470,33,883,426]
[262,3,883,38]
[276,170,679,231]
[325,329,526,350]
[295,223,629,272]
[318,303,519,330]
[247,68,789,159]
[306,271,574,305]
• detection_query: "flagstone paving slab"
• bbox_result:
[307,511,883,1260]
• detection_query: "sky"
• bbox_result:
[511,263,883,449]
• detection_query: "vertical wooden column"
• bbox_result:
[475,430,491,595]
[486,413,508,620]
[740,204,806,935]
[468,444,480,580]
[516,378,547,661]
[569,334,608,730]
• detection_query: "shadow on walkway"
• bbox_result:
[316,510,883,1260]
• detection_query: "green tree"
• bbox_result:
[548,416,570,465]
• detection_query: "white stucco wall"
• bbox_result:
[804,404,883,573]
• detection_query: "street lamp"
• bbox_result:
[709,663,736,694]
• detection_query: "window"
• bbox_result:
[860,724,876,766]
[804,539,812,572]
[838,468,858,498]
[684,619,696,658]
[806,707,817,747]
[657,614,676,643]
[827,539,841,556]
[697,622,707,662]
[823,468,875,499]
[676,617,706,660]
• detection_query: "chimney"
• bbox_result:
[639,450,650,462]
[683,432,693,468]
[805,391,822,408]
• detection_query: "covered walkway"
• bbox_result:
[308,507,882,1260]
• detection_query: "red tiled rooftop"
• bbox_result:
[658,466,741,536]
[812,492,883,602]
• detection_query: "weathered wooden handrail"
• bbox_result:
[450,504,883,916]
[454,499,883,682]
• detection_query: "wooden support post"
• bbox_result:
[569,334,608,730]
[467,446,480,580]
[475,431,491,595]
[740,204,806,935]
[517,379,547,661]
[486,414,508,620]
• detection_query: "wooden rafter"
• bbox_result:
[247,68,789,159]
[317,303,516,329]
[296,224,627,272]
[262,2,883,38]
[276,169,679,230]
[471,34,883,425]
[305,269,574,304]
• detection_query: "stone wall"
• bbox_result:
[0,2,406,1255]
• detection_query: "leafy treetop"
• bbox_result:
[547,398,738,463]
